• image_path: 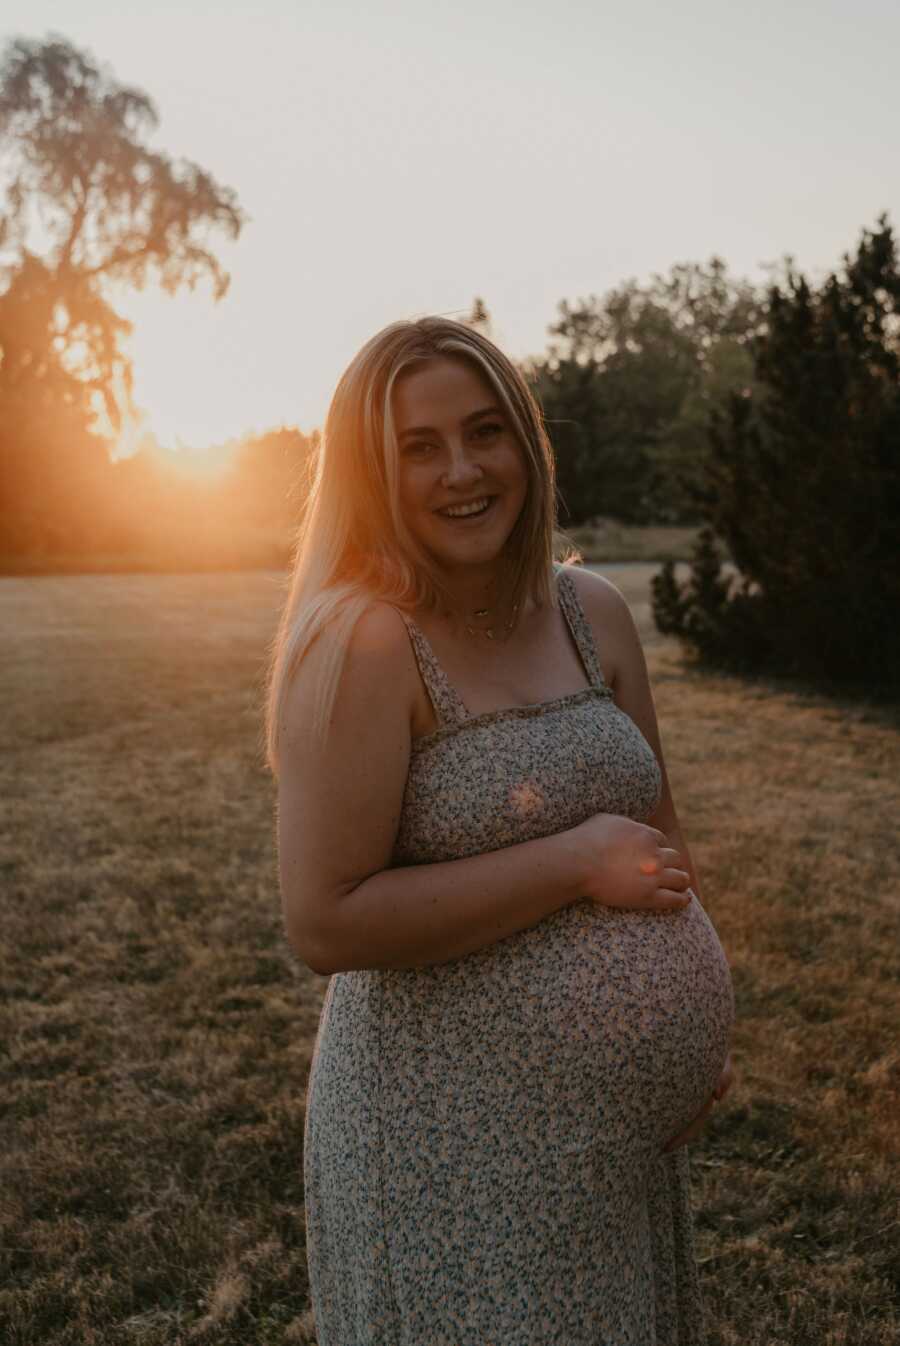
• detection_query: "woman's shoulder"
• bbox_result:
[349,597,415,654]
[331,601,422,714]
[557,561,629,621]
[556,564,639,690]
[286,596,416,720]
[278,596,417,763]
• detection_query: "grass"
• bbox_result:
[2,569,898,1345]
[0,520,701,576]
[0,534,292,577]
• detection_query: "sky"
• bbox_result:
[6,0,900,451]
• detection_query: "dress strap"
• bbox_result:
[396,611,470,728]
[554,564,611,692]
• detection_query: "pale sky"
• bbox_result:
[8,0,900,450]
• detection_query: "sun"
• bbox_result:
[160,440,240,479]
[118,288,268,453]
[111,408,239,480]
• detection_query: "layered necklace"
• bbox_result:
[461,600,520,641]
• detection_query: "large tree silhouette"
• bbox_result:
[652,214,900,695]
[0,35,245,555]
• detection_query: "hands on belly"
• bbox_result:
[662,1051,734,1154]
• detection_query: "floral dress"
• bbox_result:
[302,564,734,1344]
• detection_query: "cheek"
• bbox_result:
[397,465,432,514]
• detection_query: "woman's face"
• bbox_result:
[392,356,529,577]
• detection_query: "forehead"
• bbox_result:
[392,356,497,428]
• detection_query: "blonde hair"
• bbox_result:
[265,315,563,772]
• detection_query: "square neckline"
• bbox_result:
[409,684,612,754]
[403,565,614,753]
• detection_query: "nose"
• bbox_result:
[441,440,484,490]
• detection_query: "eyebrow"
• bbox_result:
[397,406,503,440]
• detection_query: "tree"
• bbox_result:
[98,427,315,568]
[0,35,245,555]
[229,427,316,532]
[527,260,765,525]
[652,215,900,696]
[527,349,660,525]
[463,295,493,338]
[0,252,113,553]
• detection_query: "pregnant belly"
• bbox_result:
[524,897,736,1152]
[380,895,735,1161]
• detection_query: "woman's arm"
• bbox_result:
[277,602,591,975]
[569,567,705,902]
[570,568,736,1151]
[279,596,691,976]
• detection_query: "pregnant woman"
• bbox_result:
[268,316,735,1344]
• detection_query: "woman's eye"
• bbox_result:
[471,422,503,440]
[402,441,434,456]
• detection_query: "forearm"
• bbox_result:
[313,826,589,973]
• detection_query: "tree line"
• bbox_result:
[1,36,897,694]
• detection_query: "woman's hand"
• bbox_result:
[662,1052,734,1154]
[572,813,694,914]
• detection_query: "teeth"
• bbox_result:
[440,497,492,518]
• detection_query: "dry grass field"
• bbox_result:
[0,520,699,576]
[2,568,898,1345]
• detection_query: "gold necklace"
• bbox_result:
[463,602,519,641]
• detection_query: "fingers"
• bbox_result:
[662,866,691,891]
[662,1094,716,1153]
[639,855,689,885]
[662,1120,700,1153]
[650,887,693,912]
[644,858,691,911]
[647,869,690,904]
[713,1053,734,1101]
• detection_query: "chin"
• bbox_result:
[419,505,522,563]
[429,530,513,564]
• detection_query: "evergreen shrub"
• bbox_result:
[651,215,900,697]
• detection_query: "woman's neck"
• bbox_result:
[431,559,506,614]
[430,560,528,640]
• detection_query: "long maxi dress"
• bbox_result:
[302,563,735,1345]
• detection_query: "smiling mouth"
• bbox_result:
[435,495,496,519]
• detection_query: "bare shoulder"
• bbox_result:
[563,563,630,617]
[276,599,420,971]
[347,600,418,665]
[280,598,418,746]
[560,564,636,688]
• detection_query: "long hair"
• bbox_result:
[264,315,561,772]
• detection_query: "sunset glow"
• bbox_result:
[118,288,262,454]
[113,410,240,478]
[158,441,240,479]
[34,0,890,450]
